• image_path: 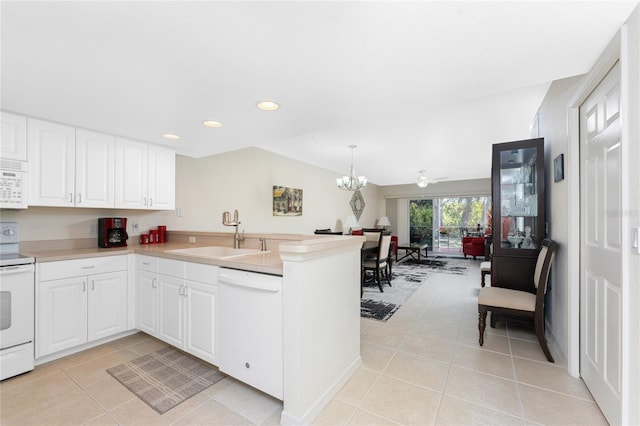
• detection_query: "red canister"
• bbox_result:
[140,234,149,244]
[157,226,167,243]
[150,229,158,244]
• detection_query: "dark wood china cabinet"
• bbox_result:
[491,138,545,293]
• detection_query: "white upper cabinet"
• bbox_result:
[28,119,115,208]
[115,138,175,210]
[75,129,115,208]
[28,118,76,207]
[148,145,175,210]
[0,111,27,161]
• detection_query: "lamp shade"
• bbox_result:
[378,216,391,228]
[343,214,360,233]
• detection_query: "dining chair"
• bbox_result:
[480,261,491,287]
[361,233,392,293]
[477,239,558,362]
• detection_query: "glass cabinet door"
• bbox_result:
[491,137,545,256]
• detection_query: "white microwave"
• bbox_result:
[0,159,28,209]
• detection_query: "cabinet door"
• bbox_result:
[147,145,175,210]
[28,118,76,207]
[1,111,27,161]
[157,274,185,347]
[37,277,88,357]
[137,270,158,336]
[88,271,127,341]
[184,281,217,364]
[115,138,147,209]
[75,129,115,208]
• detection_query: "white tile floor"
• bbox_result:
[314,261,608,426]
[0,261,608,425]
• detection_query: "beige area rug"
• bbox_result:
[107,347,225,414]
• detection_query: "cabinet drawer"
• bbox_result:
[39,255,127,281]
[158,258,185,278]
[137,255,159,272]
[185,262,219,284]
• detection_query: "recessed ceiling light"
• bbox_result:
[162,133,181,140]
[257,100,280,111]
[202,120,223,128]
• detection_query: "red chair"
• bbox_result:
[462,236,485,260]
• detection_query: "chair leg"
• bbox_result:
[478,310,487,346]
[481,270,488,287]
[375,269,383,292]
[535,317,555,362]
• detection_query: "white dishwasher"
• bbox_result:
[217,268,283,400]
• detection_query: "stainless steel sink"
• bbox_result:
[166,246,267,260]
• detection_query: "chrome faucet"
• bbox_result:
[222,209,244,249]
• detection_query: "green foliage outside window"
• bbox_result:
[409,196,491,248]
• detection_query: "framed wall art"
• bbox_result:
[554,154,564,182]
[273,186,303,216]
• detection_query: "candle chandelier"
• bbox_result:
[336,145,367,191]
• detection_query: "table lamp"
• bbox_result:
[378,216,391,230]
[343,214,360,234]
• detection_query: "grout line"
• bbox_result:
[507,325,527,423]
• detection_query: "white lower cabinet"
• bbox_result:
[136,256,218,365]
[37,256,128,358]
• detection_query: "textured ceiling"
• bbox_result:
[2,1,638,185]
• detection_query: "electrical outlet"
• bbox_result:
[89,223,97,236]
[188,236,196,243]
[177,208,183,217]
[132,221,140,232]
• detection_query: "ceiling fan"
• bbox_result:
[416,170,447,188]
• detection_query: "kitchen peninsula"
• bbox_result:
[25,233,363,426]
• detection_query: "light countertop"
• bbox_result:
[23,235,364,276]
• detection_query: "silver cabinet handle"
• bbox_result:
[81,265,95,269]
[69,193,74,203]
[143,197,147,206]
[91,280,95,290]
[82,281,86,292]
[76,193,82,204]
[152,278,157,289]
[149,198,153,207]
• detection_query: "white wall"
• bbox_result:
[534,75,585,364]
[171,147,380,234]
[1,147,380,240]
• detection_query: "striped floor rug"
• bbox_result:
[107,347,224,414]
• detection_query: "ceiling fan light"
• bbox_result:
[416,176,429,188]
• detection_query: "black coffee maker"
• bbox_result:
[98,218,129,248]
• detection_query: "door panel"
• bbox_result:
[580,61,622,426]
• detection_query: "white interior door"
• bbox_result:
[579,61,622,426]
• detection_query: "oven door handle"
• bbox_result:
[0,265,34,275]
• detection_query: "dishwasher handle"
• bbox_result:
[218,273,281,292]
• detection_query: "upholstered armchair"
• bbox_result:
[462,236,486,259]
